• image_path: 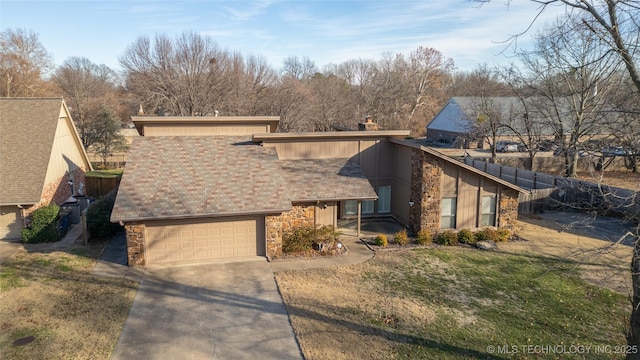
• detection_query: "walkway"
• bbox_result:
[269,233,374,272]
[0,222,84,263]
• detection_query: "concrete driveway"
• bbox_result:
[111,259,302,360]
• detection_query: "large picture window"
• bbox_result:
[378,185,391,214]
[362,200,374,214]
[441,197,457,229]
[344,200,357,216]
[480,195,497,226]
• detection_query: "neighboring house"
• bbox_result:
[112,116,527,267]
[426,97,536,147]
[426,96,617,149]
[0,98,93,240]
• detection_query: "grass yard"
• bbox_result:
[0,240,137,359]
[86,169,124,178]
[276,219,632,359]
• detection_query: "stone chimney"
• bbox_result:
[358,115,379,131]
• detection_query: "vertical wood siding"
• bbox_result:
[391,145,412,225]
[315,202,337,227]
[144,123,269,136]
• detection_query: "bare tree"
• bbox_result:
[462,65,515,161]
[120,32,228,116]
[0,28,53,97]
[607,75,640,172]
[121,32,279,118]
[520,17,623,177]
[324,59,376,123]
[51,57,119,147]
[450,68,513,97]
[476,2,640,353]
[404,47,455,134]
[307,73,354,131]
[366,48,453,134]
[500,66,546,171]
[282,56,317,80]
[266,76,315,132]
[477,0,639,91]
[220,53,278,116]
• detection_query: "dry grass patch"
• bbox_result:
[506,217,632,294]
[276,220,631,359]
[576,170,640,191]
[0,240,137,360]
[277,258,437,360]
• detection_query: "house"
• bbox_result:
[426,97,530,147]
[111,116,527,266]
[426,96,615,149]
[0,98,93,240]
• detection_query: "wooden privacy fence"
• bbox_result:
[518,188,556,215]
[464,158,639,218]
[85,176,121,198]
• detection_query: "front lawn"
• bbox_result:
[276,220,631,359]
[0,240,137,359]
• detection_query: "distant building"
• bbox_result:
[426,96,613,149]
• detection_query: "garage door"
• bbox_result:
[1,206,23,240]
[145,216,265,265]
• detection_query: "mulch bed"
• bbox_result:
[271,242,349,261]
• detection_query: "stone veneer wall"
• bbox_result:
[409,147,519,234]
[498,188,519,230]
[409,149,443,236]
[124,223,145,266]
[265,203,315,258]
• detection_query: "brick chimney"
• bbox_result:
[358,115,379,131]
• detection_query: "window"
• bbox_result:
[480,195,497,226]
[377,185,391,213]
[344,200,357,216]
[441,197,457,229]
[362,200,374,214]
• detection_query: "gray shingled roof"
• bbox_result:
[111,136,292,222]
[433,97,615,137]
[279,159,378,202]
[0,98,64,205]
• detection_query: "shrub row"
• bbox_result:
[371,228,512,248]
[374,229,414,247]
[20,189,123,244]
[435,228,511,246]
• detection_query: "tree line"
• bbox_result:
[1,2,638,178]
[1,3,637,177]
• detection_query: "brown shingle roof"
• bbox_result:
[279,158,378,202]
[0,98,64,205]
[111,136,292,222]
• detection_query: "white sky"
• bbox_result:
[1,0,569,73]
